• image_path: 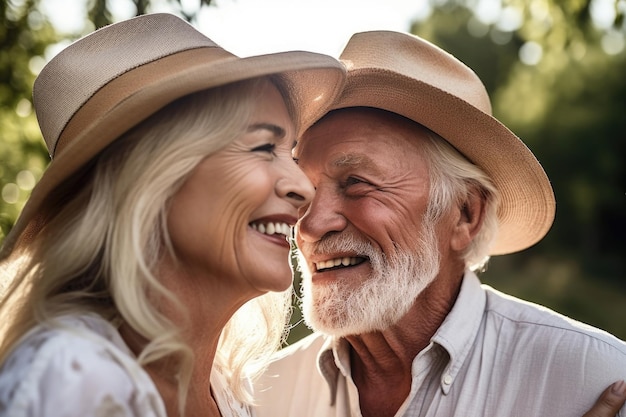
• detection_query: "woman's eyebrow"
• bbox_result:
[247,123,286,139]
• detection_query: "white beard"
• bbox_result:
[298,220,440,338]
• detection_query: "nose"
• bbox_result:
[296,184,347,243]
[277,159,315,208]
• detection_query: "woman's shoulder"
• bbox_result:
[0,314,166,417]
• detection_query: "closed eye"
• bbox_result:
[252,143,277,155]
[344,176,368,186]
[342,176,377,197]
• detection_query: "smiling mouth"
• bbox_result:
[315,256,367,272]
[249,221,292,238]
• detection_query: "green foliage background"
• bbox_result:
[1,0,624,343]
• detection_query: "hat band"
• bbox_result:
[55,47,232,158]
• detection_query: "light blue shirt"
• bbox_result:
[254,271,626,417]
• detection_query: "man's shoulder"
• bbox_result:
[482,284,626,355]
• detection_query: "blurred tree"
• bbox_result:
[0,0,56,242]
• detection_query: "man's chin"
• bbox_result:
[303,307,397,338]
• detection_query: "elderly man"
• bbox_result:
[254,31,626,417]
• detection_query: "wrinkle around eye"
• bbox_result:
[251,143,277,155]
[342,175,378,189]
[343,182,380,198]
[342,175,370,185]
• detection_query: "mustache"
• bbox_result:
[299,233,377,258]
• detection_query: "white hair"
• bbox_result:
[419,130,500,271]
[299,219,440,337]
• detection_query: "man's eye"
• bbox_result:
[252,143,277,155]
[345,177,366,186]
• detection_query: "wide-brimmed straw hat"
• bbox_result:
[331,30,555,255]
[0,13,345,259]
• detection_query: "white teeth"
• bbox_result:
[315,257,361,271]
[250,221,291,237]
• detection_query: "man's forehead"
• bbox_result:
[293,135,365,161]
[295,136,390,180]
[294,110,379,156]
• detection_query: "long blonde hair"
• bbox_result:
[0,76,293,409]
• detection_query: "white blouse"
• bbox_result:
[0,314,253,417]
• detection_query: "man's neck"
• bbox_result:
[345,269,465,417]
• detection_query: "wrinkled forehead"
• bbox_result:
[294,107,431,160]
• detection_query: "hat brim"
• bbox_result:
[1,47,345,259]
[333,68,555,255]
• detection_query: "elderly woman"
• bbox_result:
[0,13,344,417]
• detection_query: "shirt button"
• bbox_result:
[443,374,452,385]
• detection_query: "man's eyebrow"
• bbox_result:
[247,123,286,139]
[332,153,382,176]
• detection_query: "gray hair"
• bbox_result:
[420,130,500,271]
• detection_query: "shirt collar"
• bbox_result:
[430,270,486,393]
[317,335,344,405]
[315,271,486,400]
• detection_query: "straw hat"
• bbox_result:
[332,30,555,255]
[0,13,345,259]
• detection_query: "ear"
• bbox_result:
[450,188,486,252]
